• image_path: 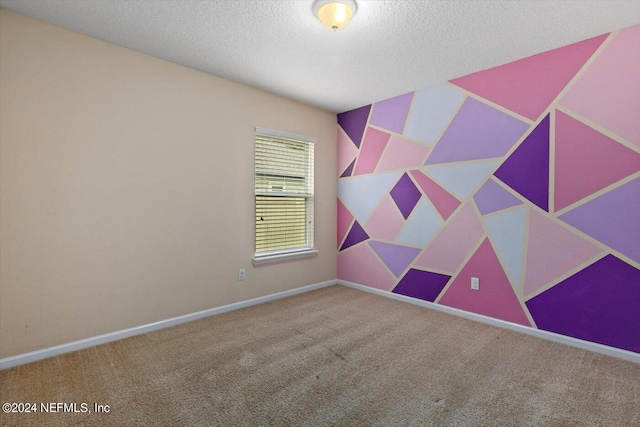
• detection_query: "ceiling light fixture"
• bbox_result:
[313,0,357,31]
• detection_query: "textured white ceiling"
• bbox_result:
[1,0,639,113]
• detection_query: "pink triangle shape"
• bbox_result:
[376,136,430,172]
[554,110,640,211]
[559,25,640,148]
[450,34,608,121]
[353,127,390,175]
[410,170,461,220]
[338,126,359,177]
[338,244,396,291]
[337,199,354,248]
[414,203,484,273]
[439,238,531,326]
[524,210,602,297]
[365,195,404,240]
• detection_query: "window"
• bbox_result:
[253,127,316,264]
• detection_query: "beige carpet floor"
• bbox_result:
[1,285,639,426]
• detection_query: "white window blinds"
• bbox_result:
[255,128,315,257]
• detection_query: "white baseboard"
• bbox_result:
[338,280,640,365]
[5,279,637,370]
[0,280,337,371]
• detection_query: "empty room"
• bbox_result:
[1,1,639,425]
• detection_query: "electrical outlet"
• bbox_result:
[471,277,479,291]
[238,268,245,281]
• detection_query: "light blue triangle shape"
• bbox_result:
[424,161,498,200]
[396,198,443,247]
[403,83,465,146]
[483,206,526,291]
[337,172,402,223]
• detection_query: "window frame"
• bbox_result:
[252,127,318,266]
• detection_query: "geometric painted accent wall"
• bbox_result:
[337,24,640,355]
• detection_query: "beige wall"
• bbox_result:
[0,9,337,358]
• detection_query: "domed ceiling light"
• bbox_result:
[313,0,357,31]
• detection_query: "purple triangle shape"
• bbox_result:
[526,255,640,353]
[494,114,550,211]
[338,105,371,149]
[340,220,369,251]
[392,269,451,302]
[340,159,356,178]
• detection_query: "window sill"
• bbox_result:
[252,249,318,266]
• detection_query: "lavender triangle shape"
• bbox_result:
[559,178,640,263]
[369,92,413,134]
[426,97,529,165]
[473,178,523,215]
[368,241,421,277]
